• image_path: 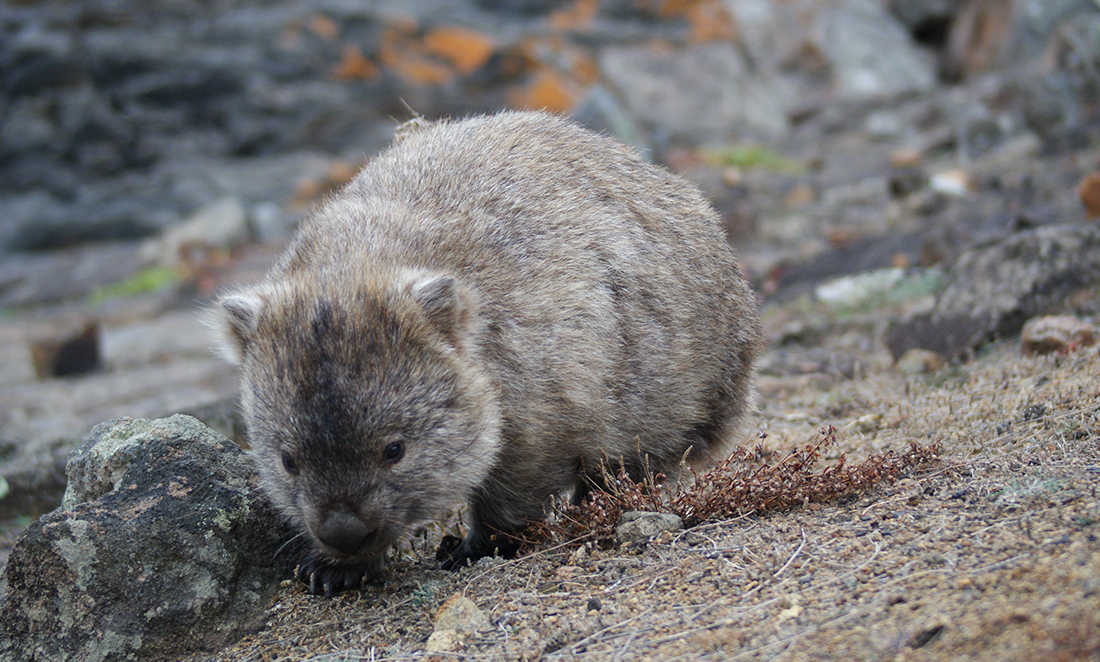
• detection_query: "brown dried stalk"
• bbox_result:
[522,426,940,551]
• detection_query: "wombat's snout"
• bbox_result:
[316,507,375,556]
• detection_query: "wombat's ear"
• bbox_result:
[408,274,470,344]
[209,290,265,365]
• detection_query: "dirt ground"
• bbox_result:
[186,329,1100,662]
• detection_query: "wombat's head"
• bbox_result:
[211,270,501,563]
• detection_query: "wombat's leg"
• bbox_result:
[436,521,521,571]
[296,551,383,597]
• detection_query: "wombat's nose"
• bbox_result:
[317,509,372,555]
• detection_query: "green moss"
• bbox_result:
[704,144,805,173]
[88,266,180,306]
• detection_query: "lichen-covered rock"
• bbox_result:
[0,415,307,662]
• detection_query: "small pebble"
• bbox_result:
[929,169,972,196]
[616,511,684,545]
[425,629,461,653]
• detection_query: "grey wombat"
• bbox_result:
[211,111,763,595]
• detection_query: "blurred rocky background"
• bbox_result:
[0,0,1098,571]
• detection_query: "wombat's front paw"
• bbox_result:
[436,533,520,571]
[296,552,377,597]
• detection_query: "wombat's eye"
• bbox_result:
[383,441,404,464]
[281,451,299,475]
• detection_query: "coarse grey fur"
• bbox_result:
[211,111,764,595]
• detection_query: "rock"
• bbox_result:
[1009,0,1100,62]
[0,305,241,524]
[846,413,885,434]
[895,348,947,375]
[865,110,905,140]
[0,241,148,309]
[943,0,1014,80]
[570,84,651,157]
[815,0,937,99]
[425,629,462,652]
[433,593,491,634]
[474,0,570,15]
[0,415,305,662]
[1020,315,1096,356]
[28,321,100,379]
[616,511,683,545]
[887,0,956,33]
[929,169,973,197]
[886,225,1100,360]
[425,593,490,653]
[0,439,72,528]
[1017,5,1100,149]
[909,620,947,649]
[598,42,789,143]
[1079,172,1100,219]
[888,164,928,199]
[815,268,906,308]
[140,196,251,268]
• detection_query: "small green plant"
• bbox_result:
[409,581,441,607]
[993,474,1063,507]
[704,144,805,173]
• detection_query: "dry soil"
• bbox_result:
[190,336,1100,661]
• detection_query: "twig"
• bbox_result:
[773,529,808,579]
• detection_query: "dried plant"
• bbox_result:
[522,426,940,551]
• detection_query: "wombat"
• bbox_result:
[211,111,763,596]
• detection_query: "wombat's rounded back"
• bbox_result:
[278,111,762,477]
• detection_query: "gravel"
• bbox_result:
[186,343,1100,661]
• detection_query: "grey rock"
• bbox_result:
[723,0,810,72]
[886,224,1100,360]
[616,511,684,545]
[0,191,67,253]
[0,304,241,524]
[0,438,72,529]
[0,241,146,308]
[887,0,956,31]
[815,268,905,308]
[1,99,58,153]
[0,190,170,253]
[140,196,251,268]
[1011,0,1100,60]
[475,0,569,15]
[1,415,305,662]
[816,0,937,99]
[570,85,652,158]
[865,110,906,140]
[598,41,789,142]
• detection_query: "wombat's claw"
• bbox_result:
[295,554,372,597]
[436,533,521,571]
[436,534,471,571]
